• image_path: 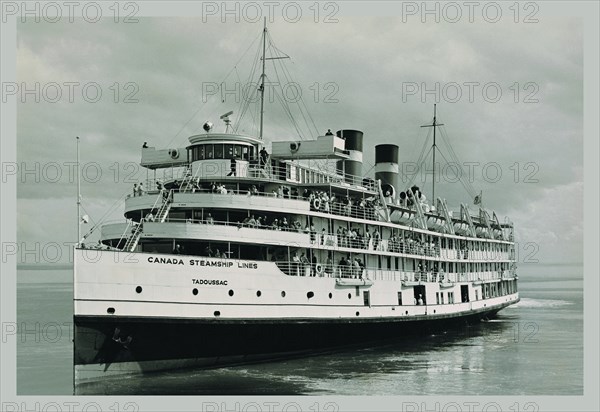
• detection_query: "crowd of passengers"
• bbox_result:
[147,177,385,221]
[278,251,367,279]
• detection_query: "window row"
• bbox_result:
[190,144,255,161]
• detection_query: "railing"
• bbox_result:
[135,162,378,193]
[103,212,512,262]
[129,186,388,223]
[273,260,508,283]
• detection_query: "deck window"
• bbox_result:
[214,144,224,159]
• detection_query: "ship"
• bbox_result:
[73,21,519,388]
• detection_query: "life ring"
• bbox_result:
[169,149,179,159]
[312,198,321,210]
[315,264,324,275]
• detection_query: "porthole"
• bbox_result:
[347,293,351,299]
[356,311,360,316]
[405,311,409,315]
[228,290,234,297]
[328,292,333,299]
[281,291,286,297]
[135,286,142,294]
[307,291,314,299]
[256,290,262,297]
[433,310,436,314]
[192,288,198,296]
[214,311,221,317]
[107,307,115,314]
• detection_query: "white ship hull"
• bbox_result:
[73,249,519,389]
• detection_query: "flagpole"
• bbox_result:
[76,136,81,246]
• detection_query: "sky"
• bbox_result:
[13,4,584,265]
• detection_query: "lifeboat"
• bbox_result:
[390,209,414,224]
[454,222,469,235]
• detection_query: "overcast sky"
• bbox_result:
[15,6,583,265]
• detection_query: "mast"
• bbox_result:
[76,136,81,246]
[421,104,443,201]
[259,17,267,140]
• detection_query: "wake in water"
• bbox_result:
[509,297,573,309]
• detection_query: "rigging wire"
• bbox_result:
[165,30,262,146]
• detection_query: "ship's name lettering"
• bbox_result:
[147,256,184,265]
[189,259,258,269]
[192,279,228,286]
[146,256,258,269]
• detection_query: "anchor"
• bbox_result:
[112,327,133,349]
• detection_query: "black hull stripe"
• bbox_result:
[74,306,507,372]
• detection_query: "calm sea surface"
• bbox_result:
[17,264,583,395]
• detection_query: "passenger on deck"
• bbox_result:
[336,227,344,248]
[338,256,348,278]
[227,157,237,176]
[353,258,361,279]
[291,252,300,276]
[417,294,424,305]
[325,256,333,277]
[145,212,154,222]
[173,244,182,254]
[205,213,214,225]
[142,142,148,148]
[309,224,316,244]
[299,253,309,276]
[133,183,138,197]
[259,147,269,168]
[325,129,334,136]
[372,230,381,251]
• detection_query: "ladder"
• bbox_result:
[122,191,172,252]
[179,165,195,193]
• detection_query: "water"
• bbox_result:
[17,264,583,395]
